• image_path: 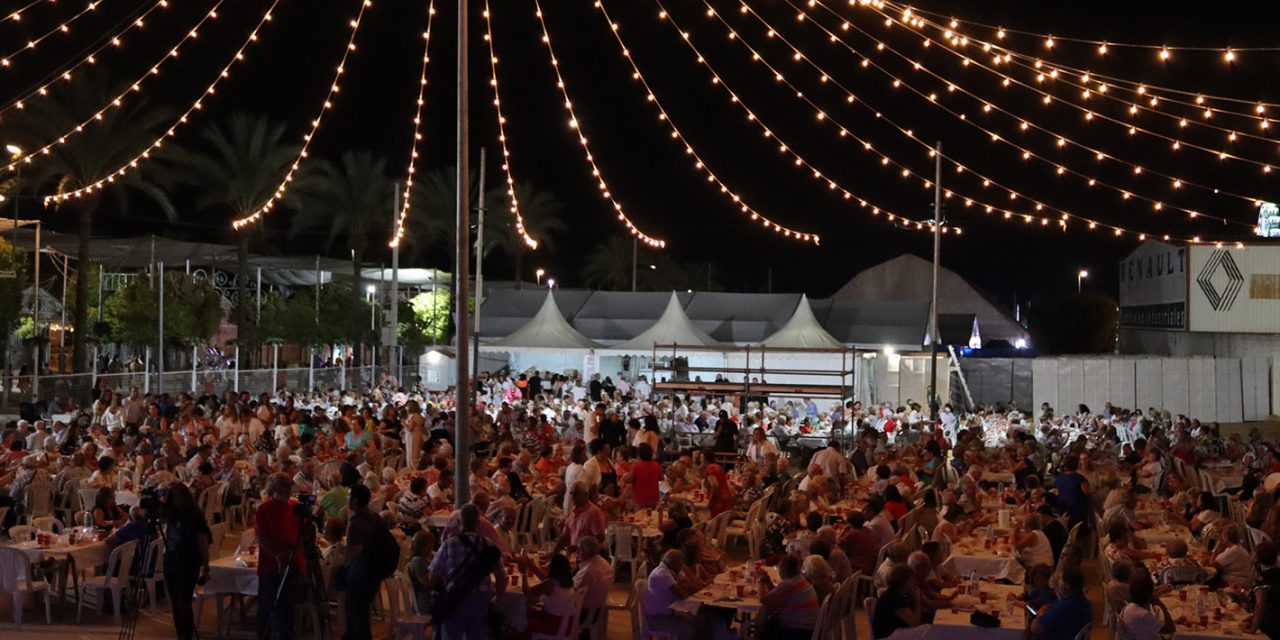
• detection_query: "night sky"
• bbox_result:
[5,0,1279,308]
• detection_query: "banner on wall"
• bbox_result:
[1188,244,1280,333]
[583,353,599,381]
[1119,240,1187,329]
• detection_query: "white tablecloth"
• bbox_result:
[1163,586,1266,639]
[5,537,110,569]
[947,540,1025,583]
[925,584,1026,640]
[207,555,259,596]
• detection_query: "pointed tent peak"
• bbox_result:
[761,294,844,349]
[614,291,718,351]
[490,290,602,350]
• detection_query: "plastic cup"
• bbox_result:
[737,584,745,598]
[1200,615,1208,627]
[979,591,988,604]
[1179,590,1187,601]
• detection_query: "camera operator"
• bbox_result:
[162,484,212,640]
[343,484,384,640]
[256,472,304,640]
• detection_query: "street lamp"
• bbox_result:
[535,268,545,285]
[366,284,376,331]
[1077,269,1089,293]
[546,278,556,289]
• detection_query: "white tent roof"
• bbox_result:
[612,292,718,352]
[487,291,601,350]
[761,294,844,349]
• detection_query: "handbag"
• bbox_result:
[970,610,1001,628]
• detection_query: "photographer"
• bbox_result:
[343,484,390,640]
[162,484,212,640]
[255,472,305,640]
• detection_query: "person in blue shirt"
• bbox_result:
[1031,567,1091,640]
[1053,456,1090,527]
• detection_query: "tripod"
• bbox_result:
[118,515,163,640]
[261,515,329,640]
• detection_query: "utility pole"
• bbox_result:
[453,0,472,506]
[929,141,942,422]
[473,147,485,376]
[390,183,400,381]
[631,236,637,292]
[31,220,39,400]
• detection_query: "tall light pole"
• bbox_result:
[453,0,472,506]
[1077,270,1089,293]
[631,236,637,292]
[928,141,942,422]
[473,146,485,377]
[535,268,545,286]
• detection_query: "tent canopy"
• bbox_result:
[612,292,718,352]
[487,291,601,350]
[761,294,844,349]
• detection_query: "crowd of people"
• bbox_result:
[1,366,1279,640]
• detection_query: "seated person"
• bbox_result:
[872,564,922,640]
[1119,574,1164,640]
[757,554,822,640]
[1153,539,1206,585]
[1030,567,1092,640]
[1105,560,1134,620]
[523,554,578,636]
[1021,564,1058,610]
[874,542,909,590]
[1211,525,1253,588]
[907,551,955,620]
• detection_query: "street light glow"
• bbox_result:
[365,284,376,294]
[4,144,21,156]
[1078,270,1089,278]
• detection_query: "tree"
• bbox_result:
[103,272,223,348]
[0,238,26,407]
[163,112,299,337]
[581,235,636,290]
[1027,291,1118,354]
[4,71,177,372]
[486,182,566,287]
[289,150,394,308]
[399,289,452,350]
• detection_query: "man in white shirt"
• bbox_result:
[810,441,852,486]
[643,550,700,637]
[634,376,651,400]
[1213,526,1253,588]
[865,496,896,548]
[573,536,614,611]
[745,427,780,464]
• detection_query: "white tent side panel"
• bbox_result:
[1214,358,1243,423]
[1186,358,1210,421]
[898,357,929,406]
[1057,359,1084,414]
[1135,359,1163,411]
[509,351,587,376]
[1083,359,1110,413]
[1109,359,1136,410]
[1031,358,1058,413]
[1163,358,1191,418]
[1249,356,1273,420]
[873,355,900,407]
[1241,357,1259,421]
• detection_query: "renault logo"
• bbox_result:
[1196,250,1244,311]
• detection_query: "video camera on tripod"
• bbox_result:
[293,492,324,527]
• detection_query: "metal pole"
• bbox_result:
[272,344,278,392]
[339,347,347,392]
[255,267,262,326]
[314,255,321,324]
[929,141,942,421]
[454,0,472,507]
[59,256,67,372]
[31,221,39,400]
[96,267,104,323]
[157,261,164,395]
[390,182,401,368]
[631,236,637,292]
[308,346,315,392]
[233,345,239,393]
[143,346,150,394]
[191,345,197,395]
[474,147,485,375]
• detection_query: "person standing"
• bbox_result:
[162,484,212,640]
[343,485,384,640]
[404,400,425,471]
[428,503,506,639]
[255,473,303,640]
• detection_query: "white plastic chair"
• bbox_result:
[77,488,98,513]
[8,525,37,542]
[863,596,878,635]
[809,594,834,640]
[386,573,432,639]
[77,539,138,623]
[633,578,679,640]
[235,529,256,554]
[208,522,229,558]
[23,481,54,522]
[143,537,166,612]
[1073,622,1093,640]
[607,522,642,582]
[31,516,63,534]
[532,587,587,640]
[0,546,52,627]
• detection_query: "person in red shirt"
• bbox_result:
[884,485,910,522]
[629,443,663,508]
[255,472,304,640]
[838,513,882,577]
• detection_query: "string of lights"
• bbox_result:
[607,0,962,237]
[1,0,175,115]
[579,0,826,244]
[4,0,57,26]
[232,0,372,229]
[1,0,117,68]
[480,0,538,249]
[870,1,1280,116]
[813,1,1280,173]
[41,0,279,204]
[5,0,226,174]
[742,0,1262,227]
[686,0,1229,241]
[528,0,665,248]
[388,0,434,249]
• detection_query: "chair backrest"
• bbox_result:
[748,521,767,560]
[1066,521,1082,547]
[0,546,36,593]
[1073,622,1092,640]
[236,529,256,554]
[515,499,538,534]
[1157,565,1205,586]
[8,525,37,542]
[25,480,54,518]
[608,523,641,562]
[78,488,98,512]
[146,537,165,577]
[745,496,765,527]
[633,578,651,631]
[835,572,859,640]
[809,594,834,640]
[207,521,228,555]
[543,587,587,639]
[105,540,139,582]
[73,510,92,528]
[863,596,877,635]
[31,516,63,533]
[1248,526,1272,550]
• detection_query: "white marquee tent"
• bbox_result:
[611,292,718,353]
[761,295,843,349]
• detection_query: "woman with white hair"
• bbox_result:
[802,554,836,602]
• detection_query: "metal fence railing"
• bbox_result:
[0,363,423,412]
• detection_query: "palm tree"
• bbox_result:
[163,112,298,333]
[486,182,566,288]
[581,235,636,290]
[4,71,176,372]
[401,166,501,267]
[289,150,394,306]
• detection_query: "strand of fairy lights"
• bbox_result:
[42,0,279,204]
[1,0,116,68]
[232,0,372,229]
[2,0,174,115]
[529,0,665,247]
[6,0,226,174]
[690,1,1210,241]
[388,0,434,249]
[480,0,538,249]
[5,0,57,26]
[616,0,952,235]
[748,0,1262,227]
[581,1,824,244]
[870,1,1280,122]
[813,2,1280,175]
